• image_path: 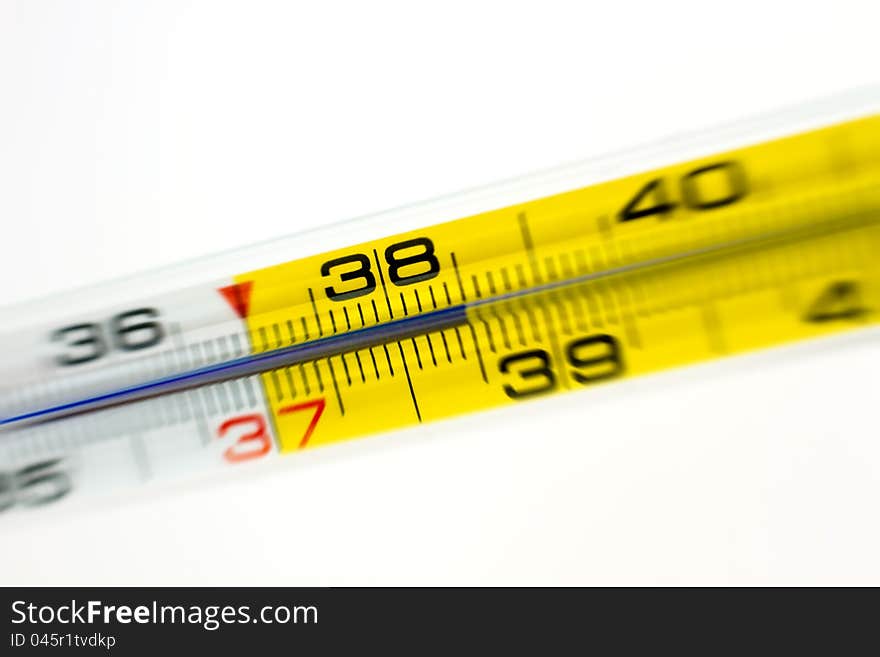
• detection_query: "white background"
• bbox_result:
[1,1,880,584]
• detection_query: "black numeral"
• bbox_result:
[499,333,625,400]
[619,161,747,223]
[681,161,747,210]
[321,237,441,301]
[322,254,377,301]
[567,334,624,383]
[0,459,73,513]
[618,178,676,222]
[804,281,868,323]
[499,349,557,399]
[53,308,164,366]
[384,237,440,286]
[112,308,164,351]
[13,460,72,507]
[51,323,108,366]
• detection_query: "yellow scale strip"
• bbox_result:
[234,115,880,452]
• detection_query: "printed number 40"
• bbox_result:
[618,161,747,223]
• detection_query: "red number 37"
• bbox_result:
[217,399,326,463]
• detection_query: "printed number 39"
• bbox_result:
[498,334,624,399]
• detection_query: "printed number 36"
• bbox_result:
[52,308,164,366]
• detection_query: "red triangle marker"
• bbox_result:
[218,281,253,319]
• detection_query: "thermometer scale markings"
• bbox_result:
[0,110,879,513]
[7,202,875,428]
